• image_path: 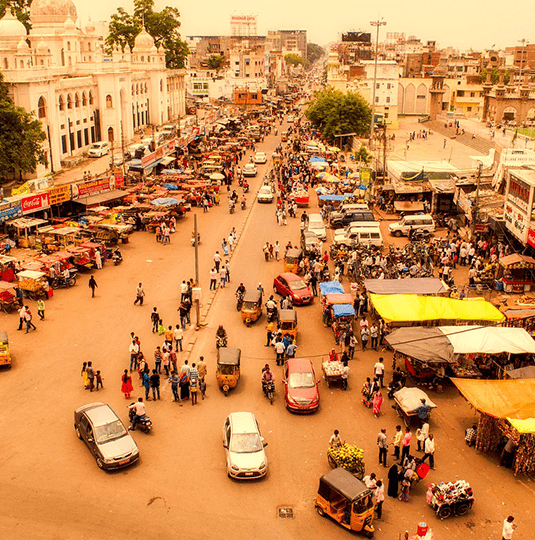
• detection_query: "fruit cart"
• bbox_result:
[17,270,50,300]
[0,331,11,369]
[0,281,21,313]
[426,480,474,519]
[322,360,344,388]
[327,443,365,479]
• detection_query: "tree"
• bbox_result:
[306,43,324,67]
[0,74,47,180]
[0,0,32,32]
[480,67,511,85]
[284,53,303,67]
[305,88,371,145]
[207,54,225,72]
[106,0,189,69]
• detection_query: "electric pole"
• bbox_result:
[369,19,387,147]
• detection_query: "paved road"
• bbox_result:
[1,123,534,540]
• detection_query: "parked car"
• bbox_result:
[287,115,295,123]
[389,214,436,237]
[257,185,274,203]
[300,229,322,257]
[243,163,258,177]
[283,358,320,413]
[307,213,327,242]
[74,402,139,470]
[254,152,267,164]
[333,223,383,248]
[273,273,313,305]
[329,210,375,229]
[88,142,110,158]
[222,412,268,479]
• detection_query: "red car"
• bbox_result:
[273,273,313,305]
[283,358,320,413]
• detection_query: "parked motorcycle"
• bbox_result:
[51,269,78,289]
[112,249,123,265]
[128,405,152,434]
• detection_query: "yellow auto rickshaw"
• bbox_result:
[241,289,263,326]
[281,132,288,142]
[316,468,375,537]
[283,248,303,274]
[277,309,298,341]
[272,152,282,166]
[0,332,11,369]
[216,347,241,396]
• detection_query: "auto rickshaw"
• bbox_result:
[281,132,288,142]
[216,347,241,396]
[283,248,303,274]
[316,468,375,537]
[0,332,12,369]
[241,289,263,326]
[277,309,298,342]
[272,152,282,166]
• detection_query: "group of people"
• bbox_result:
[154,217,176,244]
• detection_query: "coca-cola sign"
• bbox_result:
[21,193,50,215]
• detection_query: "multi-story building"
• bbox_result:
[0,0,185,177]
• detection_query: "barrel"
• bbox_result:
[417,522,428,536]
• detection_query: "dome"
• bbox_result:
[17,37,30,51]
[0,10,27,41]
[30,0,78,25]
[133,28,154,51]
[63,16,76,31]
[84,19,95,34]
[36,39,48,53]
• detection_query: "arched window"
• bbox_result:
[82,92,87,106]
[131,85,134,96]
[61,48,65,66]
[38,96,47,119]
[144,83,147,93]
[141,56,144,62]
[107,127,114,142]
[3,58,8,69]
[40,59,44,66]
[105,94,113,108]
[59,95,65,111]
[88,42,92,52]
[20,60,24,68]
[74,93,80,107]
[68,57,72,67]
[136,84,139,95]
[89,91,94,105]
[67,41,71,51]
[67,94,73,109]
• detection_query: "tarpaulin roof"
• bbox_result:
[332,304,355,318]
[386,326,535,364]
[370,294,505,323]
[309,156,327,163]
[452,378,535,431]
[364,278,447,296]
[319,281,345,295]
[319,194,347,201]
[506,366,535,379]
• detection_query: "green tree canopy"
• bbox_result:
[284,53,303,67]
[207,54,225,72]
[0,74,47,180]
[306,43,324,67]
[0,0,32,32]
[305,88,371,145]
[480,67,511,85]
[106,0,189,69]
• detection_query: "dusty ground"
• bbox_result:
[1,122,533,540]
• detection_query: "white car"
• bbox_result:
[254,152,267,164]
[257,185,274,203]
[222,412,267,479]
[88,142,110,158]
[287,115,295,123]
[307,213,327,242]
[243,163,258,177]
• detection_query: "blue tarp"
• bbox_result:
[309,156,327,163]
[332,304,355,318]
[319,281,345,295]
[151,198,181,206]
[319,194,347,201]
[163,183,179,191]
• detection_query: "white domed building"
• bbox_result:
[0,0,185,176]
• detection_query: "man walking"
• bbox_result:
[17,305,27,331]
[377,428,388,467]
[401,427,412,463]
[209,268,218,290]
[421,433,435,469]
[150,369,160,400]
[265,320,274,347]
[174,324,183,352]
[189,362,199,405]
[129,339,139,372]
[24,307,37,333]
[213,251,221,271]
[37,299,45,320]
[150,307,160,333]
[502,516,517,540]
[88,276,98,298]
[169,371,180,402]
[374,357,385,388]
[86,361,95,392]
[134,282,145,305]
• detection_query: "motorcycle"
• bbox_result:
[128,406,152,434]
[216,334,228,349]
[240,200,246,210]
[191,233,201,247]
[236,291,244,311]
[112,250,123,265]
[229,201,235,214]
[51,269,78,289]
[266,306,278,323]
[263,381,275,405]
[242,182,249,193]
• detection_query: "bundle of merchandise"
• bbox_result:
[429,480,473,503]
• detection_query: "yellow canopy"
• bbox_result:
[452,378,535,432]
[370,294,505,323]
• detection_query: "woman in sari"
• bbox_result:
[81,362,89,389]
[398,478,411,502]
[121,369,134,399]
[179,370,190,400]
[361,377,373,407]
[373,389,383,418]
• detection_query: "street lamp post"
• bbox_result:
[369,19,387,147]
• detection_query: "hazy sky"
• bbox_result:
[77,0,534,51]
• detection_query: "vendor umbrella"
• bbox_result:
[151,198,181,206]
[210,173,225,181]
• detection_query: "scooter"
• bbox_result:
[229,201,235,214]
[236,291,244,311]
[242,182,249,193]
[266,306,278,323]
[128,406,153,434]
[240,200,246,210]
[263,381,275,405]
[112,249,123,265]
[216,334,228,349]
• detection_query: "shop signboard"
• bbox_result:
[114,170,124,189]
[48,185,71,206]
[141,140,176,169]
[75,178,111,198]
[0,200,22,222]
[360,167,371,184]
[21,192,50,215]
[12,181,31,197]
[504,203,528,244]
[528,228,535,249]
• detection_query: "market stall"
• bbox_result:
[0,255,17,282]
[363,278,448,296]
[8,217,48,248]
[331,303,355,343]
[17,269,51,300]
[453,378,535,475]
[498,254,535,293]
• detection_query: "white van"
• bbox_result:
[88,142,110,158]
[334,224,383,247]
[340,203,369,212]
[389,214,436,237]
[307,213,327,241]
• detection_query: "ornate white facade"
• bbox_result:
[0,0,185,176]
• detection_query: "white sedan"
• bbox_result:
[257,185,274,203]
[254,152,267,164]
[243,163,258,177]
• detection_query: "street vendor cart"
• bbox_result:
[331,303,355,343]
[426,480,474,518]
[0,255,17,282]
[0,281,21,313]
[322,360,345,388]
[327,443,366,479]
[17,270,50,300]
[393,387,437,427]
[498,254,535,293]
[0,331,11,369]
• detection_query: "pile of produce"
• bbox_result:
[429,480,473,503]
[19,279,40,291]
[328,444,364,472]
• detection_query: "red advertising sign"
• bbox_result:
[21,192,50,215]
[528,228,535,249]
[141,140,176,169]
[114,170,124,189]
[76,178,111,198]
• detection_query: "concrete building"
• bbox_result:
[0,0,185,177]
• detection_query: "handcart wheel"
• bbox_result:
[403,413,410,427]
[455,502,470,516]
[437,505,453,519]
[327,454,337,469]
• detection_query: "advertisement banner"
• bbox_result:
[0,200,22,222]
[141,140,176,169]
[12,182,31,197]
[76,178,111,198]
[360,167,371,184]
[114,170,124,189]
[528,228,535,249]
[48,185,71,206]
[21,192,50,215]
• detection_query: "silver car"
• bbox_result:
[222,412,268,479]
[74,402,139,471]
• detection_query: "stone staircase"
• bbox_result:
[427,120,496,155]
